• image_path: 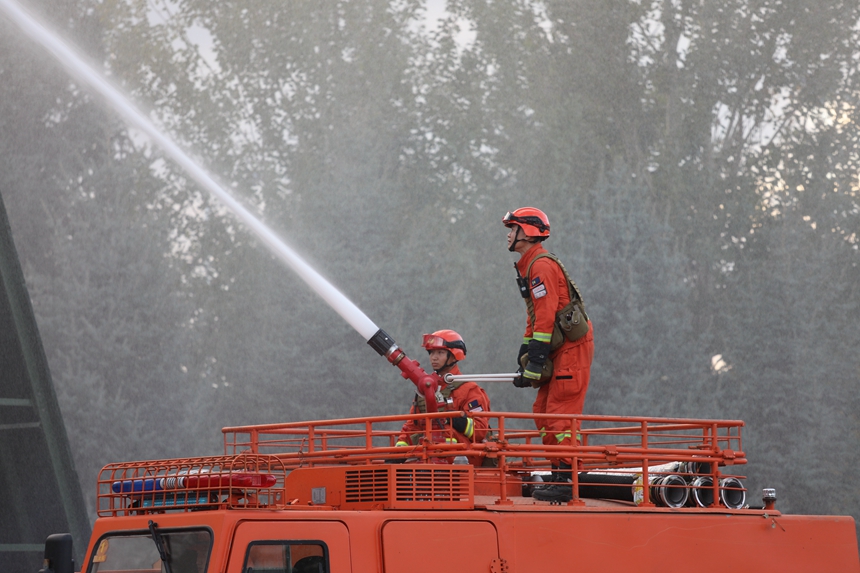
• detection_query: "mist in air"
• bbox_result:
[1,0,858,544]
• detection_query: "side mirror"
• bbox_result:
[38,533,75,573]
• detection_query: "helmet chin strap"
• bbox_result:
[435,356,458,375]
[508,228,533,252]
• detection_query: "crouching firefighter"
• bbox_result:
[503,207,595,502]
[396,330,491,465]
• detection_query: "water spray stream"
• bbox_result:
[1,0,376,338]
[0,0,440,409]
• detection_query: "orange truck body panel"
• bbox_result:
[84,507,860,573]
[80,412,860,573]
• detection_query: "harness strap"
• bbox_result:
[521,252,587,343]
[412,378,468,414]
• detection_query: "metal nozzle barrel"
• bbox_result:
[368,329,441,413]
[367,328,398,358]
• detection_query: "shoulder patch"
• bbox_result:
[531,275,542,286]
[532,283,547,299]
[466,399,483,412]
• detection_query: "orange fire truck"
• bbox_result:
[38,408,860,573]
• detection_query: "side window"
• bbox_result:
[245,542,327,573]
[87,528,211,573]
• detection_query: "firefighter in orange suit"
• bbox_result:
[503,207,594,502]
[396,330,490,464]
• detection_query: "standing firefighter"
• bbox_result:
[503,207,595,502]
[396,330,490,464]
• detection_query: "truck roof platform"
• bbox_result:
[98,411,749,515]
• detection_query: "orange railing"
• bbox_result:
[222,411,743,468]
[221,411,746,508]
[96,412,748,516]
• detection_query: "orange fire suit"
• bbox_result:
[516,243,594,463]
[397,365,490,464]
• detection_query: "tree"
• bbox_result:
[6,0,859,539]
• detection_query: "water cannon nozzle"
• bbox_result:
[367,329,398,357]
[367,328,441,412]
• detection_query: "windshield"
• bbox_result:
[88,528,211,573]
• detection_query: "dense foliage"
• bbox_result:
[2,0,858,538]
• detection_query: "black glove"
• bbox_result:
[527,339,551,365]
[516,343,529,368]
[512,366,531,388]
[450,416,468,434]
[523,339,551,381]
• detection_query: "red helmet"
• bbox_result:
[502,207,550,238]
[422,329,466,362]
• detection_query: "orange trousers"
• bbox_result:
[532,322,594,465]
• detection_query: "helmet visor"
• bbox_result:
[422,334,466,353]
[422,334,445,348]
[503,211,549,233]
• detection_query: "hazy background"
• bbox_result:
[1,0,858,541]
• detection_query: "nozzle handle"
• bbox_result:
[444,373,521,383]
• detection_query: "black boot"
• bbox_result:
[527,470,559,495]
[533,462,573,502]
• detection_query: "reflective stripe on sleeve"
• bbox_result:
[533,331,552,343]
[464,417,474,439]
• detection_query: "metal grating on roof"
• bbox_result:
[393,466,472,506]
[345,468,390,503]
